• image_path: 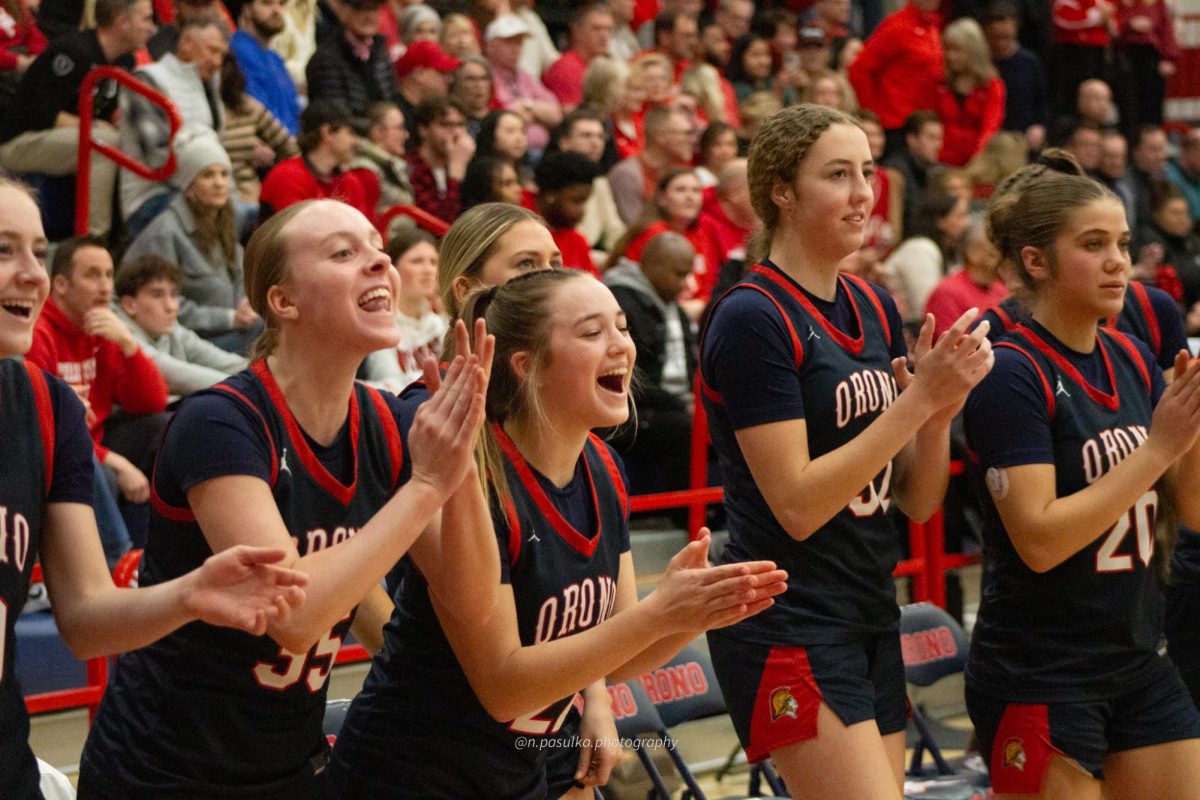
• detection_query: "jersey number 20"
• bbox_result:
[1096,491,1157,573]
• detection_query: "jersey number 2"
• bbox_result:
[1096,491,1157,573]
[253,616,349,693]
[508,693,580,735]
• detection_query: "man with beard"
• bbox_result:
[231,0,299,134]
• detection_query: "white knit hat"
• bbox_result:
[170,125,232,192]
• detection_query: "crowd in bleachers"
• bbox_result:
[2,0,1200,556]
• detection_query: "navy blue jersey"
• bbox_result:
[964,322,1167,702]
[700,262,907,645]
[81,360,406,800]
[979,284,1185,371]
[329,428,631,800]
[978,296,1027,344]
[0,359,92,800]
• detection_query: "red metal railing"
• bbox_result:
[21,387,979,721]
[74,66,182,236]
[380,204,452,240]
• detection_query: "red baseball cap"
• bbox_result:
[395,40,463,78]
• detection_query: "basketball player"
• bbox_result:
[0,179,310,800]
[964,162,1200,799]
[699,104,993,800]
[77,199,495,799]
[328,268,789,799]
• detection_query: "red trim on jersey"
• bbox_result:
[23,362,55,497]
[1104,329,1152,396]
[1016,325,1120,411]
[493,423,603,558]
[993,303,1015,332]
[150,484,196,521]
[212,382,280,487]
[842,272,891,349]
[988,703,1065,794]
[253,360,359,505]
[588,432,628,518]
[503,492,522,565]
[1129,282,1161,356]
[364,386,404,490]
[697,271,806,406]
[995,341,1056,418]
[751,264,866,355]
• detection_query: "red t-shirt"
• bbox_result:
[260,156,376,226]
[552,227,599,277]
[624,219,722,302]
[924,269,1009,340]
[542,50,588,106]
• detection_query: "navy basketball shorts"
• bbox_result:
[966,656,1200,795]
[706,628,907,763]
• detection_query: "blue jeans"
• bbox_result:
[94,455,132,569]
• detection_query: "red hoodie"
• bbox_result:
[848,3,944,130]
[1053,0,1113,48]
[27,298,168,459]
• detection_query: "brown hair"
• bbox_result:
[187,195,238,265]
[459,268,588,505]
[115,254,184,297]
[747,103,859,260]
[605,167,698,271]
[986,149,1115,294]
[243,200,316,359]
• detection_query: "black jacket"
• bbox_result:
[605,263,697,425]
[305,28,400,133]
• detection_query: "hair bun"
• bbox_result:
[1035,148,1085,178]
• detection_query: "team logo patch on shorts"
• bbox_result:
[1003,737,1026,771]
[769,686,799,721]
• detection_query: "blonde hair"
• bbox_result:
[582,56,630,116]
[800,68,859,113]
[964,131,1029,188]
[243,200,317,360]
[0,174,38,204]
[437,201,543,322]
[943,17,997,86]
[459,269,589,506]
[681,63,727,125]
[747,103,859,259]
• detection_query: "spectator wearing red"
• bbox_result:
[644,7,697,84]
[608,104,695,225]
[27,237,168,500]
[0,0,46,76]
[923,218,1007,340]
[936,18,1005,167]
[405,95,476,223]
[595,56,648,160]
[259,99,379,224]
[1052,0,1113,114]
[699,157,755,264]
[543,3,615,110]
[848,0,944,148]
[535,151,602,276]
[610,168,722,315]
[395,39,463,147]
